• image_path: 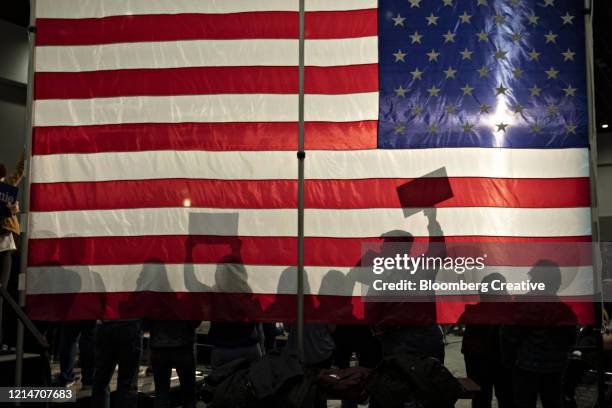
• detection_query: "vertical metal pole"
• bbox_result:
[15,0,37,388]
[583,0,605,405]
[296,0,306,361]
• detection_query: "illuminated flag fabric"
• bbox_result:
[27,0,592,322]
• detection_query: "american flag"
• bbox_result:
[27,0,592,323]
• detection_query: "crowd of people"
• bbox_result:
[39,306,582,408]
[0,152,600,408]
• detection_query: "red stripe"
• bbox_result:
[26,292,594,324]
[30,177,591,212]
[28,235,593,268]
[34,64,378,99]
[35,10,377,45]
[32,121,378,153]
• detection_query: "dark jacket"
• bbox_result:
[500,301,577,373]
[148,320,200,348]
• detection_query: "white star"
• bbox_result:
[531,122,542,133]
[442,0,453,6]
[478,66,489,77]
[528,49,540,61]
[392,14,406,26]
[426,13,439,26]
[393,49,406,62]
[548,104,558,115]
[477,0,487,6]
[562,49,575,61]
[545,67,559,79]
[480,104,491,113]
[513,104,525,114]
[461,84,474,95]
[496,123,509,132]
[445,105,456,114]
[476,30,488,41]
[459,11,472,24]
[493,14,506,24]
[427,123,439,134]
[412,105,423,115]
[460,48,473,60]
[563,85,577,97]
[427,86,441,97]
[529,85,542,96]
[394,123,406,134]
[565,123,577,134]
[426,49,440,62]
[394,85,408,97]
[512,67,524,78]
[443,30,456,43]
[410,67,423,80]
[527,14,539,25]
[544,31,558,43]
[509,0,520,5]
[444,66,457,79]
[543,0,555,6]
[495,84,509,95]
[494,48,508,60]
[511,32,523,43]
[410,31,423,44]
[561,12,575,24]
[463,122,475,132]
[409,0,421,8]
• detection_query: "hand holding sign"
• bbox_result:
[396,167,453,218]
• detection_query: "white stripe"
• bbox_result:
[31,148,589,183]
[29,207,592,239]
[33,93,378,127]
[309,148,590,179]
[26,263,594,297]
[35,37,378,72]
[36,0,377,18]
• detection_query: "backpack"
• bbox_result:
[317,367,373,403]
[247,353,304,399]
[201,358,257,408]
[271,371,318,408]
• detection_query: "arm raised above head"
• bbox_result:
[6,150,25,187]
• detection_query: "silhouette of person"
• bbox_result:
[47,233,99,389]
[184,233,264,369]
[139,258,199,408]
[459,273,514,408]
[500,260,577,408]
[0,150,24,349]
[354,208,446,362]
[91,256,145,408]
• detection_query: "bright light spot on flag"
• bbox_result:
[481,97,515,144]
[183,198,192,207]
[603,124,609,129]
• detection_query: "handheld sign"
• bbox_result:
[396,167,453,218]
[0,183,18,211]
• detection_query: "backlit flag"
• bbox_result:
[27,0,592,323]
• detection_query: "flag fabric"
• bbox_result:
[27,0,592,323]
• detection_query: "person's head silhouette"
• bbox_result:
[380,230,414,257]
[528,259,562,296]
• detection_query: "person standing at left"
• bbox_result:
[0,151,24,351]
